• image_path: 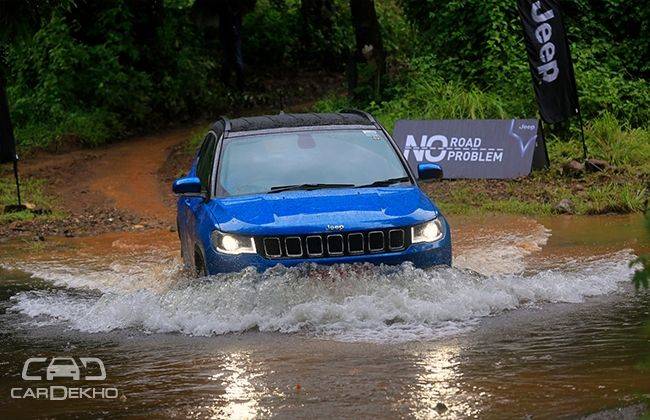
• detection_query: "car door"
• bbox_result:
[180,132,218,266]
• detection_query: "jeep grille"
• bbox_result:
[256,228,410,259]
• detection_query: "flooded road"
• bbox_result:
[0,214,648,418]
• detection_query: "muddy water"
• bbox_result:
[0,215,648,418]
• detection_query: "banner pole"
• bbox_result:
[577,108,588,163]
[13,157,21,206]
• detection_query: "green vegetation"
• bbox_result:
[1,0,648,217]
[0,177,62,224]
[186,125,211,154]
[430,174,646,216]
[1,0,413,152]
[316,0,648,216]
[3,2,225,151]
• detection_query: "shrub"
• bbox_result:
[4,3,224,150]
[397,0,649,127]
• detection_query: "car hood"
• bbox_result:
[209,187,439,235]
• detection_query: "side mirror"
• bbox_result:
[417,163,443,181]
[173,177,203,196]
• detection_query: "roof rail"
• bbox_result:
[219,116,231,138]
[340,108,379,127]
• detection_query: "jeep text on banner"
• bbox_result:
[517,0,579,124]
[393,119,540,179]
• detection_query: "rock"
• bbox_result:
[435,402,448,413]
[169,226,177,233]
[133,224,145,230]
[555,199,574,214]
[585,158,611,172]
[64,230,75,238]
[35,235,45,242]
[562,160,584,176]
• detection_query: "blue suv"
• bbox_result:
[174,111,451,275]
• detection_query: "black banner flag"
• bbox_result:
[517,0,579,124]
[0,76,17,164]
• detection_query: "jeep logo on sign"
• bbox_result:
[327,224,344,231]
[530,1,559,83]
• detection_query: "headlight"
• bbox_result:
[211,230,257,254]
[411,219,444,243]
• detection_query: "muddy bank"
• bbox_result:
[0,126,195,240]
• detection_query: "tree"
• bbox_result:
[193,0,256,90]
[300,0,335,65]
[126,0,165,71]
[348,0,385,100]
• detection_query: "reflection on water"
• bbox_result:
[208,352,270,419]
[410,345,477,419]
[0,214,648,418]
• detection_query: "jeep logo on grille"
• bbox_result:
[326,224,344,231]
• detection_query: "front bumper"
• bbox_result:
[204,232,451,274]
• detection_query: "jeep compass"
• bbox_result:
[174,111,451,275]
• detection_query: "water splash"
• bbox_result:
[8,250,634,343]
[453,218,551,275]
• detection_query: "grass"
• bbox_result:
[0,176,62,224]
[548,113,650,176]
[424,169,647,216]
[14,109,125,153]
[186,124,211,153]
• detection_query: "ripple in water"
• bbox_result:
[7,250,635,343]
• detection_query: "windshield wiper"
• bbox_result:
[355,176,411,188]
[269,183,355,193]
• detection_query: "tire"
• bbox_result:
[194,247,208,278]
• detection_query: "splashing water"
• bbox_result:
[7,249,634,343]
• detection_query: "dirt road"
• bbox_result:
[88,129,189,222]
[1,125,199,238]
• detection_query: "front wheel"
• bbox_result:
[194,247,208,278]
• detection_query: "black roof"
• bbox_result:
[210,111,376,137]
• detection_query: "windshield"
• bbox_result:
[50,358,75,365]
[216,129,411,197]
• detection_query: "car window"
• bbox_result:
[50,358,75,365]
[216,129,410,197]
[196,133,217,192]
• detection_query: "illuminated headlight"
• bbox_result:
[411,219,444,243]
[211,230,257,254]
